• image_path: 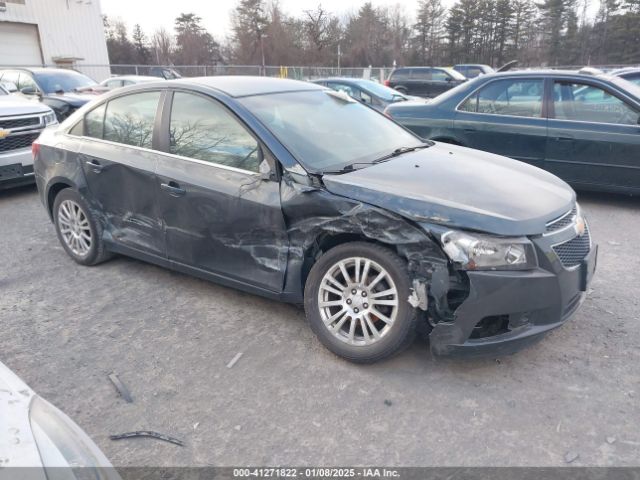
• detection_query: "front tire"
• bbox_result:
[304,242,417,363]
[53,189,111,266]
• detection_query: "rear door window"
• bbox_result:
[553,81,639,125]
[103,91,162,148]
[84,103,107,139]
[411,69,431,80]
[459,78,544,118]
[391,69,410,81]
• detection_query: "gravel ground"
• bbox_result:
[1,184,639,467]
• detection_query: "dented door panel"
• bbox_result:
[156,155,289,292]
[79,139,164,256]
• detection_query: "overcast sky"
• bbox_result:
[100,0,425,40]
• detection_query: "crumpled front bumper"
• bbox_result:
[429,237,598,357]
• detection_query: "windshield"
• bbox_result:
[356,80,407,101]
[610,76,640,99]
[241,90,423,172]
[33,71,96,94]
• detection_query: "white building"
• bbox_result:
[0,0,110,81]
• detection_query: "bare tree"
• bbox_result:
[152,28,174,64]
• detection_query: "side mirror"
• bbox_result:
[21,86,38,96]
[446,77,453,82]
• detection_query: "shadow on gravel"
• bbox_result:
[0,183,37,201]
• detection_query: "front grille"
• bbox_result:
[0,132,40,153]
[0,116,41,129]
[552,224,591,268]
[546,206,577,233]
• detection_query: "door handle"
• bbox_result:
[85,159,104,173]
[464,127,477,132]
[555,136,574,142]
[160,181,186,197]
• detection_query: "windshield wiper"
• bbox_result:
[321,144,432,175]
[373,143,432,163]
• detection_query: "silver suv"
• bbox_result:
[0,82,57,189]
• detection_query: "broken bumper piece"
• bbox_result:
[429,244,597,357]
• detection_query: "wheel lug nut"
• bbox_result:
[354,308,359,313]
[346,299,352,305]
[351,289,357,294]
[362,291,367,297]
[363,303,369,309]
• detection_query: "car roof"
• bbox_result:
[314,77,372,85]
[169,76,323,98]
[478,69,618,80]
[105,75,158,81]
[611,67,640,75]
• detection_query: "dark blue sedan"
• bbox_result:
[386,70,640,194]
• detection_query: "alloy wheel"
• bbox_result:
[57,199,92,257]
[317,257,399,346]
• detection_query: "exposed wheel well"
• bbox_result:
[301,233,404,292]
[47,182,72,218]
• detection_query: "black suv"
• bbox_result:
[385,67,467,98]
[0,68,100,121]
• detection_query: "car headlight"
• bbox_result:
[29,396,121,479]
[440,230,536,270]
[43,112,58,126]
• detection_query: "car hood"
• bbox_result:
[0,95,50,116]
[322,143,575,236]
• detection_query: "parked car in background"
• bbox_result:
[385,70,640,194]
[1,85,57,189]
[454,64,495,79]
[611,67,640,86]
[97,75,159,92]
[149,66,182,79]
[0,68,100,122]
[34,76,596,362]
[312,78,422,112]
[384,67,467,98]
[0,361,121,479]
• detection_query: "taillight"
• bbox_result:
[384,79,390,87]
[32,141,40,158]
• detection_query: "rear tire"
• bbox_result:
[304,242,417,363]
[53,189,112,266]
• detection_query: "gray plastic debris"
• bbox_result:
[108,373,133,403]
[606,437,617,445]
[227,352,243,369]
[564,451,579,464]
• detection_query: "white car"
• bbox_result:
[0,85,57,189]
[97,75,159,92]
[0,361,121,479]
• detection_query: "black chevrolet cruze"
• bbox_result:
[33,77,597,363]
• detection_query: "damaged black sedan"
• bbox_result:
[33,77,597,363]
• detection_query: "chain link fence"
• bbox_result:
[103,64,393,82]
